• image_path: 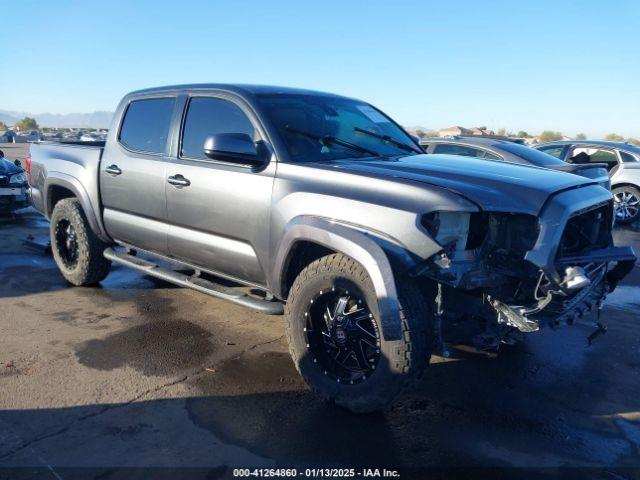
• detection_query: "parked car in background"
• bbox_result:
[0,131,18,142]
[420,136,610,189]
[535,141,640,224]
[0,149,29,214]
[17,130,43,142]
[80,133,100,142]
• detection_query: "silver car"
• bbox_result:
[536,140,640,224]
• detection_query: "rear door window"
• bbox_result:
[433,143,500,160]
[569,146,619,170]
[478,150,501,160]
[620,151,639,163]
[538,145,565,159]
[433,144,482,157]
[181,97,255,160]
[119,97,176,154]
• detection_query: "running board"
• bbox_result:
[103,248,284,315]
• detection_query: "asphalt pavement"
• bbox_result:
[0,143,639,479]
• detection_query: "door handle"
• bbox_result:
[105,164,122,176]
[167,174,191,187]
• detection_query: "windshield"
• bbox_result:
[256,93,420,163]
[497,141,567,167]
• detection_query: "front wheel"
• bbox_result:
[613,186,640,224]
[285,253,432,413]
[50,198,112,286]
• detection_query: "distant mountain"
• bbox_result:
[0,110,113,129]
[0,111,20,126]
[403,125,431,132]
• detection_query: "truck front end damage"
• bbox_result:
[412,185,636,349]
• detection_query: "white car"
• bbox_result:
[80,133,100,142]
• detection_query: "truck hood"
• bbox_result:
[322,153,598,215]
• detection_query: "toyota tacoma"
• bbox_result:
[28,84,635,412]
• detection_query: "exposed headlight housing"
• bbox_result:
[9,172,26,185]
[421,212,471,252]
[422,211,539,253]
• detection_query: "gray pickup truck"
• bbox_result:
[29,84,635,412]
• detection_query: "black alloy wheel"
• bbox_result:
[55,219,79,268]
[304,286,381,385]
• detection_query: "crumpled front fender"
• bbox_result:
[272,216,403,340]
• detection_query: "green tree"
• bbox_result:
[0,121,8,131]
[605,133,624,142]
[627,138,640,146]
[539,130,563,142]
[496,128,507,136]
[517,130,529,138]
[15,117,39,131]
[576,133,587,140]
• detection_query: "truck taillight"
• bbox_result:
[25,152,32,183]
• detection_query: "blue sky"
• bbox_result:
[1,0,639,137]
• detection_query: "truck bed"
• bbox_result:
[28,141,105,225]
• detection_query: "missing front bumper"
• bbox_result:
[493,246,636,333]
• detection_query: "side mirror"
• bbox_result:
[203,133,262,166]
[14,159,22,167]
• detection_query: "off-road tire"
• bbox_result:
[50,198,111,285]
[285,253,433,413]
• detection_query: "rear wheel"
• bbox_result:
[50,198,111,285]
[285,253,433,413]
[613,186,640,224]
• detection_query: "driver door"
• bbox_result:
[164,95,275,286]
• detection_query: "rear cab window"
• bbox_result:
[118,97,176,154]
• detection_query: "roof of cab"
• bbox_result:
[127,83,351,99]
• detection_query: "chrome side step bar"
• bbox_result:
[103,247,284,315]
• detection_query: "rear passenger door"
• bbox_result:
[164,95,275,286]
[100,96,176,254]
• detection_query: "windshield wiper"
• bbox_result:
[353,127,421,154]
[285,126,380,158]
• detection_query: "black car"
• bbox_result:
[0,150,29,214]
[421,136,611,189]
